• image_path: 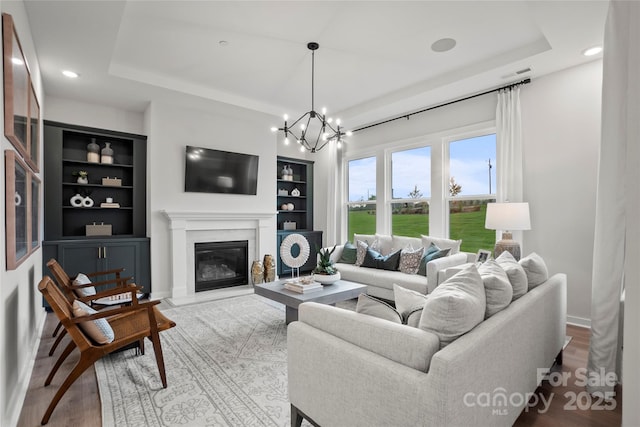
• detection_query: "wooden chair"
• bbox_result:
[38,276,176,425]
[46,259,136,357]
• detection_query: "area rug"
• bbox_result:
[95,294,295,427]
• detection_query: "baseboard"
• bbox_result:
[567,315,591,328]
[6,308,47,427]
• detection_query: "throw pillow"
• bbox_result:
[495,251,528,301]
[519,252,549,290]
[355,294,402,324]
[393,284,429,323]
[419,264,486,348]
[421,235,462,254]
[72,300,115,344]
[477,259,512,318]
[355,240,368,267]
[73,273,97,297]
[417,243,451,276]
[406,308,424,328]
[361,248,401,271]
[398,246,424,274]
[338,241,357,264]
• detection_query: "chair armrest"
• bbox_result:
[77,284,142,304]
[425,252,468,292]
[72,299,161,323]
[297,302,439,372]
[70,276,134,290]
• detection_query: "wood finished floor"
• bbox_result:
[18,314,621,427]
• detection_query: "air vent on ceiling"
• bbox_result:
[515,67,532,75]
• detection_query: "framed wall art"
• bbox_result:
[5,150,38,270]
[3,13,39,172]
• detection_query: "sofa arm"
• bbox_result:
[426,252,468,292]
[298,302,439,372]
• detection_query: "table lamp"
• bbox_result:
[485,202,531,260]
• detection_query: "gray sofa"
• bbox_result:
[327,234,474,300]
[288,272,567,426]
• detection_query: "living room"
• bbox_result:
[1,1,637,426]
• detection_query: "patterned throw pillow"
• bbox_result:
[355,240,368,266]
[399,246,424,274]
[72,300,115,344]
[338,241,357,264]
[73,273,97,297]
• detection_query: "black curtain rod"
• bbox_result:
[352,78,531,133]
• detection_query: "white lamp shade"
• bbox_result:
[485,202,531,231]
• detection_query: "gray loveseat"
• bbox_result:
[288,272,567,426]
[327,234,474,300]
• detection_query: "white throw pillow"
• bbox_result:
[419,264,486,348]
[420,235,462,254]
[477,260,512,318]
[72,300,115,344]
[519,252,549,290]
[355,294,402,324]
[495,251,528,300]
[393,284,428,323]
[73,273,97,297]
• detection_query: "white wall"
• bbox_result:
[314,60,602,326]
[0,2,45,426]
[45,97,145,135]
[521,60,602,325]
[145,99,278,298]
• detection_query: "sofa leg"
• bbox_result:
[291,404,304,427]
[555,349,563,366]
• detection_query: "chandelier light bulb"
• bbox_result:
[327,117,333,124]
[299,145,305,152]
[284,137,290,145]
[283,114,289,121]
[270,127,278,132]
[321,107,327,115]
[346,130,353,136]
[336,118,341,126]
[337,141,342,149]
[300,123,306,130]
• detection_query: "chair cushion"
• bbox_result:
[398,246,424,274]
[338,241,357,264]
[355,294,402,323]
[393,284,429,323]
[73,273,96,297]
[519,252,549,290]
[72,300,115,344]
[477,259,512,318]
[421,235,462,254]
[419,264,486,348]
[496,251,528,300]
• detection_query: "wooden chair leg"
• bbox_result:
[138,338,145,355]
[149,332,168,388]
[52,321,62,337]
[45,341,76,386]
[291,404,304,427]
[41,352,98,425]
[48,329,67,356]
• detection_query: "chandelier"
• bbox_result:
[271,42,350,153]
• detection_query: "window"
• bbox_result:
[391,146,431,237]
[448,133,496,253]
[347,157,376,241]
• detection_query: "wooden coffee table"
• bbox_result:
[254,279,367,324]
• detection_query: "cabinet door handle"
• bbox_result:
[98,247,102,258]
[103,247,107,258]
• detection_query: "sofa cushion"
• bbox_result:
[417,243,451,276]
[496,251,528,300]
[73,273,97,298]
[338,241,357,264]
[496,251,529,301]
[355,294,402,323]
[354,233,393,256]
[519,252,549,290]
[398,246,424,274]
[419,264,486,348]
[421,235,462,254]
[72,300,115,344]
[362,247,401,271]
[477,259,512,318]
[393,284,429,323]
[391,235,423,253]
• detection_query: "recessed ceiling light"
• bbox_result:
[431,38,457,53]
[219,40,229,47]
[62,70,79,78]
[582,46,603,57]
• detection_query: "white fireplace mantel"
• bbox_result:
[161,210,277,300]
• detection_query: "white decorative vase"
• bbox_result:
[77,176,88,184]
[313,271,341,285]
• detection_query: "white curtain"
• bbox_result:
[324,141,342,246]
[495,88,524,242]
[587,0,639,409]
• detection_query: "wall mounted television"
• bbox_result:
[185,146,259,195]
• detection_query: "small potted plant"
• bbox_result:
[313,245,341,285]
[73,170,89,184]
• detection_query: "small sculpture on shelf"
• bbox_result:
[281,165,294,181]
[73,170,88,184]
[101,142,114,164]
[291,188,301,197]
